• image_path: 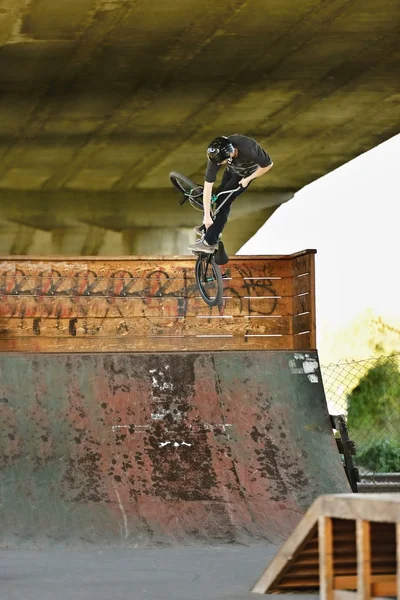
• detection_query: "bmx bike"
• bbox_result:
[169,171,240,307]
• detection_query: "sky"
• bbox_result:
[238,133,400,364]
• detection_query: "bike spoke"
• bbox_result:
[200,257,219,301]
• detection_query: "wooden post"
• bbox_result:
[319,516,334,600]
[397,523,400,600]
[309,251,317,349]
[357,520,371,599]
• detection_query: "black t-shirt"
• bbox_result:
[205,134,272,183]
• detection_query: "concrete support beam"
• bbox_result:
[0,188,291,231]
[0,186,292,256]
[0,222,198,257]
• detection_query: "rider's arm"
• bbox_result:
[203,181,214,228]
[246,162,273,183]
[241,162,273,187]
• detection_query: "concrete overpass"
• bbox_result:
[0,0,399,255]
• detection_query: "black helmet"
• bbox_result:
[206,136,234,164]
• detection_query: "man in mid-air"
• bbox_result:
[188,134,273,254]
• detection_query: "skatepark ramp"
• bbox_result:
[0,251,350,547]
[252,493,400,597]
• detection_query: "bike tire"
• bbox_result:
[169,172,203,197]
[195,254,223,307]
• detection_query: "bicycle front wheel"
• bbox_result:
[195,254,223,307]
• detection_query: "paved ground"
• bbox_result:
[0,544,318,600]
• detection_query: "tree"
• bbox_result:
[346,357,400,471]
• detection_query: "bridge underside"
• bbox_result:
[0,0,399,255]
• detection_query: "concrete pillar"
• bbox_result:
[52,227,125,256]
[0,223,52,256]
[124,227,196,256]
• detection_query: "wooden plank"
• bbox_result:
[292,252,312,277]
[274,579,319,588]
[0,295,306,319]
[0,334,298,353]
[292,313,312,335]
[0,274,309,298]
[372,577,397,596]
[319,516,334,600]
[293,293,312,315]
[282,566,319,576]
[319,494,400,525]
[293,275,312,296]
[333,538,357,546]
[0,316,295,338]
[296,556,327,566]
[0,249,315,263]
[0,275,201,298]
[293,333,312,350]
[333,575,357,589]
[251,505,322,593]
[357,520,371,599]
[0,257,300,279]
[334,574,395,590]
[308,251,317,348]
[301,548,319,556]
[286,561,319,571]
[333,592,357,600]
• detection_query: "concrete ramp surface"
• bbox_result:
[0,350,349,547]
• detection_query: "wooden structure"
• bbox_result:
[0,250,316,352]
[252,493,400,598]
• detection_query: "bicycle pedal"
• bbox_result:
[221,273,229,279]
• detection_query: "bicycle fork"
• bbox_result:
[201,254,215,282]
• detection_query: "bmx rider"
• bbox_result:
[188,134,273,254]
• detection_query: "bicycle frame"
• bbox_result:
[211,186,241,217]
[180,184,242,216]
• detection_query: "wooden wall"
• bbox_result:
[0,250,316,352]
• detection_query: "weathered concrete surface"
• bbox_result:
[0,0,399,254]
[0,545,320,600]
[0,350,349,548]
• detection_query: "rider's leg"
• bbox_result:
[215,169,235,195]
[204,174,247,246]
[194,170,234,237]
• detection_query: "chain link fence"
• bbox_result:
[321,353,400,492]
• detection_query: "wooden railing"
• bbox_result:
[252,493,400,598]
[0,250,316,352]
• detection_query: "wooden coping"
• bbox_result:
[252,493,400,598]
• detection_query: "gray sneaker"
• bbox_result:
[188,239,218,254]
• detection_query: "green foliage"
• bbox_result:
[347,357,400,441]
[346,358,400,473]
[357,440,400,472]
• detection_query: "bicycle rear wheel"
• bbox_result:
[195,254,223,307]
[169,171,203,210]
